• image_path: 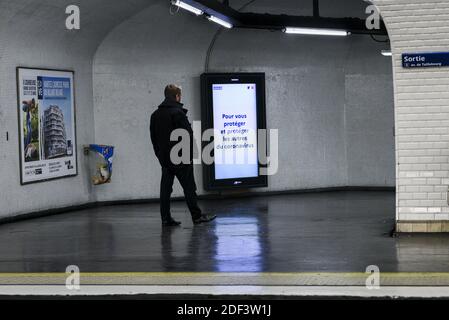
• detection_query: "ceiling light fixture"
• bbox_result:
[207,15,233,29]
[171,0,203,16]
[283,27,350,36]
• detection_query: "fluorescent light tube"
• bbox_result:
[171,0,203,16]
[207,15,233,29]
[283,27,349,36]
[381,50,392,56]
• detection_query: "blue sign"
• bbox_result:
[402,52,449,68]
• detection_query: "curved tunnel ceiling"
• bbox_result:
[0,0,386,68]
[0,0,156,59]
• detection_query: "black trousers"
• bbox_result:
[160,165,202,222]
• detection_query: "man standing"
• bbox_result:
[150,84,216,227]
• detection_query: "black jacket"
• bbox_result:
[150,99,194,168]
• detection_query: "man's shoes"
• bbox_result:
[162,219,181,227]
[193,214,217,225]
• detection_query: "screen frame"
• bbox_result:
[201,72,268,191]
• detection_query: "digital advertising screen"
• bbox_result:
[201,73,267,190]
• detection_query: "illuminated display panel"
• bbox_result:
[201,73,267,190]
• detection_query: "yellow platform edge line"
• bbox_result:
[0,272,449,278]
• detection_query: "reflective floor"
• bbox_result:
[1,191,449,273]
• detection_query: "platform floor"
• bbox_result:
[1,191,449,273]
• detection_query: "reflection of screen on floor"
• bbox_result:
[212,83,258,180]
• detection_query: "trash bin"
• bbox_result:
[88,144,114,185]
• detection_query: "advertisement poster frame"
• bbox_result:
[16,67,78,185]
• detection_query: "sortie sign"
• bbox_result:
[402,52,449,68]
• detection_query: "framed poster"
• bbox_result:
[17,67,77,185]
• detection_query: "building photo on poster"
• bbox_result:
[17,67,77,185]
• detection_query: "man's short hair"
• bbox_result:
[164,84,182,100]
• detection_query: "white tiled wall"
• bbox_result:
[374,0,449,221]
